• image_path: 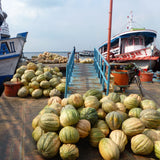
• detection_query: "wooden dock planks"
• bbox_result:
[0,82,160,160]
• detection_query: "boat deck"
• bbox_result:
[0,82,160,160]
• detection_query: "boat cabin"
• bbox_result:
[99,28,157,57]
[122,35,145,53]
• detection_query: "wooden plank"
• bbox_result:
[0,82,159,160]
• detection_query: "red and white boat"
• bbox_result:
[99,14,160,70]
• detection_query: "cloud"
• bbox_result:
[2,0,160,52]
[22,0,66,8]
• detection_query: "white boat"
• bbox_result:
[99,13,160,70]
[0,1,28,88]
[79,50,94,57]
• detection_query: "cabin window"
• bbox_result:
[134,36,144,45]
[139,37,144,45]
[134,37,139,45]
[125,39,128,46]
[128,38,133,45]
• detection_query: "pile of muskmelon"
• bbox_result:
[33,51,68,64]
[79,58,94,64]
[31,89,160,159]
[11,62,66,98]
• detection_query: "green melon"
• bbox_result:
[32,126,44,142]
[31,89,42,98]
[60,108,80,127]
[68,93,84,108]
[59,144,79,160]
[17,86,29,98]
[24,71,35,82]
[140,99,157,110]
[105,111,123,130]
[84,96,100,110]
[102,100,117,113]
[131,134,153,155]
[128,108,142,118]
[16,67,26,75]
[36,74,46,82]
[108,92,120,103]
[59,126,80,144]
[122,117,145,137]
[83,89,102,100]
[35,70,43,76]
[49,88,61,97]
[95,120,110,136]
[89,128,105,147]
[154,141,160,159]
[49,78,60,87]
[37,132,60,158]
[27,62,37,71]
[99,138,120,160]
[123,96,139,109]
[39,113,60,132]
[40,80,50,89]
[140,109,160,128]
[56,83,66,93]
[80,107,98,126]
[44,71,53,80]
[30,81,40,89]
[43,89,51,97]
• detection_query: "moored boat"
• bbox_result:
[0,1,28,93]
[99,13,160,70]
[79,50,94,57]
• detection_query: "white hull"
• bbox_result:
[79,50,94,57]
[0,56,20,75]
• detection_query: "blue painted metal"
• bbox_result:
[17,32,28,42]
[65,47,75,97]
[0,75,12,85]
[0,53,20,60]
[94,48,111,95]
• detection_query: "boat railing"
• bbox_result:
[65,47,76,97]
[0,21,10,36]
[94,48,111,95]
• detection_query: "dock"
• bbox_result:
[0,81,160,160]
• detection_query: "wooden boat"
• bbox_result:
[99,13,160,70]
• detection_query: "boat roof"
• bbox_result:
[99,28,157,48]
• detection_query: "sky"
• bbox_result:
[2,0,160,52]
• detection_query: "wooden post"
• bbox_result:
[107,0,113,62]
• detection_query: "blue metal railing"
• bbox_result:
[65,47,76,97]
[94,48,111,95]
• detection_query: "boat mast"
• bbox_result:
[107,0,113,62]
[127,11,133,30]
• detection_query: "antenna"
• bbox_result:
[127,11,134,30]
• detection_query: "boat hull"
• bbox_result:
[0,56,20,83]
[101,47,160,70]
[0,32,28,86]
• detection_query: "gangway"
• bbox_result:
[65,47,111,97]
